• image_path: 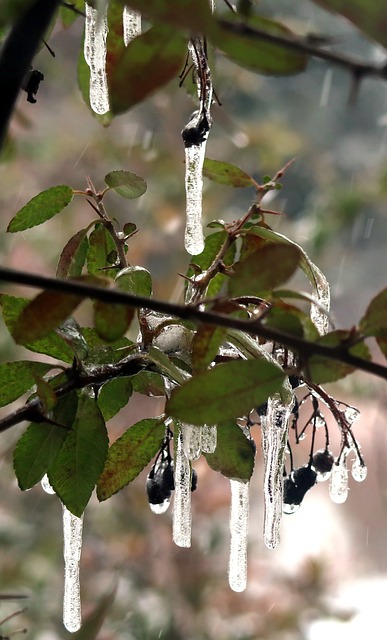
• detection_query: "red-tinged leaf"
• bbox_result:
[311,0,387,48]
[203,158,254,188]
[56,228,89,278]
[229,244,301,297]
[205,421,255,481]
[87,224,117,279]
[104,170,147,199]
[192,324,227,372]
[48,394,109,516]
[94,299,134,342]
[166,359,285,425]
[307,330,371,384]
[0,361,53,408]
[7,185,73,232]
[107,24,187,115]
[97,417,166,500]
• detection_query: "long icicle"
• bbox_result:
[84,1,109,115]
[228,479,250,592]
[62,506,84,633]
[172,428,192,548]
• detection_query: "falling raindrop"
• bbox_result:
[122,6,141,46]
[84,2,109,115]
[228,479,249,592]
[172,431,192,548]
[62,505,83,633]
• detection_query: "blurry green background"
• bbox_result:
[2,1,387,638]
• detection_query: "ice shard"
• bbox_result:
[62,506,84,633]
[228,479,249,592]
[201,424,217,453]
[181,423,202,460]
[84,2,109,115]
[172,431,192,548]
[122,6,141,46]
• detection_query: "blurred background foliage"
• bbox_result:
[2,0,387,638]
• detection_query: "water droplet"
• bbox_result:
[283,503,300,515]
[149,498,171,514]
[41,473,55,495]
[344,406,360,424]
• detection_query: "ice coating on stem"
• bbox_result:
[184,142,206,255]
[182,423,202,460]
[329,457,349,503]
[201,424,217,453]
[172,431,192,547]
[84,2,109,115]
[228,479,249,592]
[41,473,55,495]
[309,261,330,336]
[261,393,293,549]
[122,6,141,46]
[62,506,84,633]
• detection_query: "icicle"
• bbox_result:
[351,459,367,482]
[62,506,84,633]
[172,431,192,548]
[181,423,202,460]
[84,2,109,115]
[329,456,349,504]
[309,262,330,336]
[41,473,55,495]
[201,424,217,453]
[228,479,249,592]
[261,392,293,549]
[122,6,141,46]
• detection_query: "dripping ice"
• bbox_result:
[84,2,109,115]
[228,479,249,592]
[62,506,84,633]
[172,431,192,548]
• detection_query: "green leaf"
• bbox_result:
[131,371,165,396]
[308,330,371,384]
[191,325,227,372]
[263,301,320,341]
[186,231,236,297]
[115,266,153,297]
[311,0,387,48]
[203,159,254,188]
[205,421,255,481]
[7,185,73,232]
[97,377,133,420]
[0,294,75,363]
[97,417,165,500]
[211,15,307,75]
[94,299,134,342]
[33,374,57,412]
[60,0,83,27]
[359,288,387,358]
[87,225,117,278]
[229,244,301,297]
[56,228,89,278]
[104,170,147,199]
[48,394,109,516]
[166,359,285,424]
[13,393,77,490]
[81,327,134,363]
[147,346,189,386]
[107,24,187,114]
[125,0,213,32]
[0,361,53,408]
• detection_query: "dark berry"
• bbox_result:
[312,450,334,474]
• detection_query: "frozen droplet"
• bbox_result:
[329,459,348,504]
[201,424,217,453]
[351,460,367,482]
[298,433,306,441]
[172,431,192,548]
[283,502,300,515]
[314,415,326,429]
[149,498,171,514]
[84,2,109,115]
[261,394,293,549]
[316,470,331,482]
[228,479,249,592]
[122,6,141,46]
[184,142,206,255]
[344,406,360,424]
[62,505,83,633]
[181,423,202,460]
[41,474,55,495]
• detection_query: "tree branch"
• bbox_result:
[1,265,387,381]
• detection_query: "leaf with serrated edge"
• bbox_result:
[308,330,370,384]
[94,300,134,342]
[97,417,165,500]
[167,359,285,425]
[56,228,89,278]
[104,170,147,199]
[97,377,133,421]
[7,185,73,232]
[205,421,255,481]
[0,361,53,408]
[48,394,109,516]
[192,325,226,372]
[203,159,253,188]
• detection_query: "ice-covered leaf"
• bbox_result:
[262,301,319,341]
[7,185,73,232]
[57,228,89,278]
[191,324,227,372]
[147,346,189,386]
[0,361,53,408]
[97,377,133,421]
[205,421,255,481]
[97,417,165,500]
[93,299,134,342]
[203,158,254,188]
[33,374,57,412]
[211,15,307,75]
[307,330,370,384]
[48,394,109,516]
[359,288,387,357]
[104,170,147,199]
[80,327,134,363]
[115,266,153,297]
[87,225,117,278]
[131,371,165,396]
[167,359,285,425]
[186,231,236,297]
[13,393,77,490]
[311,0,387,48]
[125,0,213,33]
[107,24,187,114]
[0,294,74,363]
[229,244,301,297]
